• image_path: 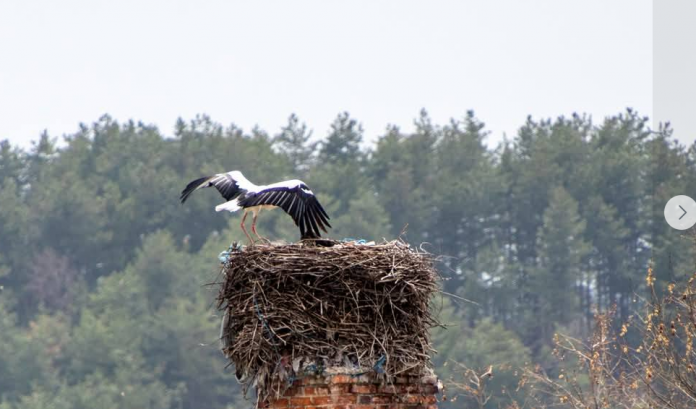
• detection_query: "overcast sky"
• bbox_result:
[0,0,654,149]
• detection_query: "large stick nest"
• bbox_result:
[216,239,440,402]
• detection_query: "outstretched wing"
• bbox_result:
[238,186,331,238]
[180,171,255,203]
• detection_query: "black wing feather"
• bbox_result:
[310,203,329,232]
[306,203,324,234]
[313,201,331,230]
[277,192,291,208]
[180,173,246,203]
[305,206,319,237]
[180,176,211,203]
[286,195,298,218]
[316,201,330,220]
[297,200,308,234]
[239,185,331,238]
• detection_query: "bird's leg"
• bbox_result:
[251,213,269,243]
[240,212,253,245]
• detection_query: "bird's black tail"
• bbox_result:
[301,235,336,247]
[301,231,320,240]
[180,176,212,203]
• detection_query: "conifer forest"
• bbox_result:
[1,110,694,408]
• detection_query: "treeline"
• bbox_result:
[0,110,693,408]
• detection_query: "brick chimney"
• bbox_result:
[263,373,440,409]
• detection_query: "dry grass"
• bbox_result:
[216,239,440,402]
[516,266,696,409]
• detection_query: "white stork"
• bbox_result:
[180,170,331,243]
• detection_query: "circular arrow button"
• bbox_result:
[665,195,696,230]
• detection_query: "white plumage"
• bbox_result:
[181,170,331,243]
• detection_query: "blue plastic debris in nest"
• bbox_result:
[218,242,244,264]
[341,237,368,244]
[219,239,372,263]
[286,355,387,386]
[373,354,386,374]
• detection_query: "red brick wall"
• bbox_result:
[263,373,439,409]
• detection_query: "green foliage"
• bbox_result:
[0,302,47,402]
[432,297,531,408]
[325,192,392,240]
[0,140,25,184]
[318,112,364,166]
[0,109,691,408]
[274,114,315,176]
[0,178,31,278]
[527,187,590,346]
[0,369,183,409]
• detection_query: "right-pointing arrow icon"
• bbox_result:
[665,196,696,230]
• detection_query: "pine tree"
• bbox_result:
[432,111,500,292]
[529,187,589,344]
[317,112,364,165]
[310,113,368,216]
[274,114,315,177]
